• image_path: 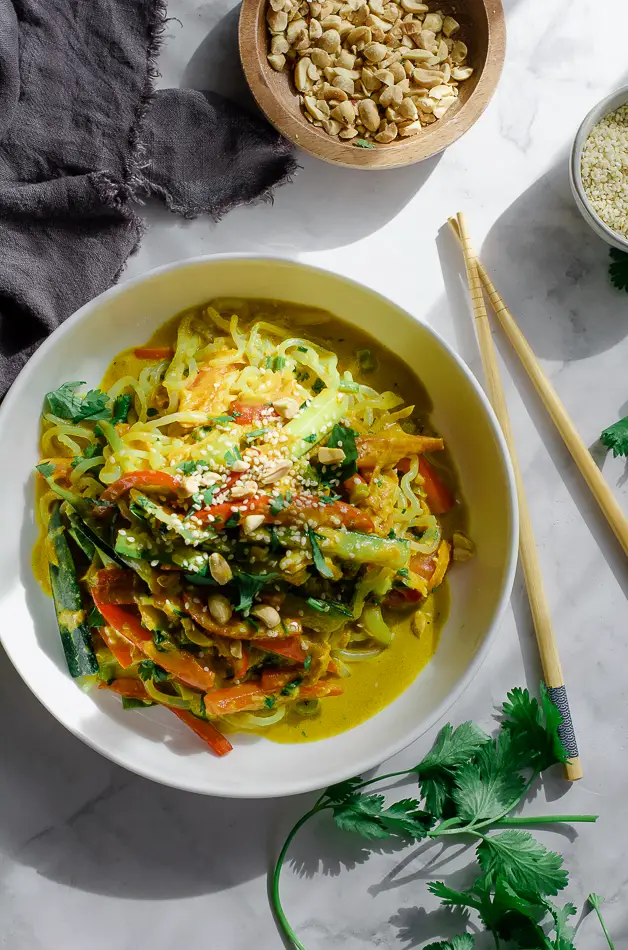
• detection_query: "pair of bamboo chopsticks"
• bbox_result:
[448,211,625,782]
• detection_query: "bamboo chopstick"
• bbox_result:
[449,220,628,558]
[452,212,582,782]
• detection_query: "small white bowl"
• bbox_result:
[0,257,518,798]
[570,85,628,252]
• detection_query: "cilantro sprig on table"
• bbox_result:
[609,247,628,293]
[271,685,611,950]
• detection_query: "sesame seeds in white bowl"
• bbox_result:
[570,85,628,252]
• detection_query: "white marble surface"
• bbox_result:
[2,0,628,947]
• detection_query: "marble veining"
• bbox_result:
[2,0,628,946]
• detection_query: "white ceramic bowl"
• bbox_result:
[0,257,518,798]
[570,85,628,252]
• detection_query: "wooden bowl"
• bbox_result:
[239,0,506,169]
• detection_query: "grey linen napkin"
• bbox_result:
[0,0,296,395]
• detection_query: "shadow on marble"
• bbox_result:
[181,5,254,113]
[437,211,628,596]
[148,4,442,252]
[0,659,309,899]
[369,840,473,897]
[390,905,473,949]
[481,156,628,362]
[288,806,409,881]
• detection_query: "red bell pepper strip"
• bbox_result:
[94,600,215,691]
[100,470,181,504]
[91,567,140,605]
[417,458,454,515]
[102,679,232,756]
[99,625,138,668]
[255,637,309,663]
[134,347,174,360]
[228,401,280,425]
[384,588,423,607]
[170,709,233,756]
[194,496,270,525]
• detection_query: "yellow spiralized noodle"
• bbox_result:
[225,706,287,729]
[391,457,421,534]
[41,422,94,457]
[69,455,105,484]
[107,375,147,421]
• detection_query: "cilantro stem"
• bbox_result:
[493,814,598,826]
[271,805,329,950]
[589,896,615,949]
[351,769,412,792]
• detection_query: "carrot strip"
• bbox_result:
[102,678,148,700]
[300,681,343,699]
[134,347,174,360]
[204,683,267,716]
[260,668,299,692]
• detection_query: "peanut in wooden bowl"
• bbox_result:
[239,0,506,169]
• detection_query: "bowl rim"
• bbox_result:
[570,84,628,252]
[238,0,506,170]
[0,254,519,796]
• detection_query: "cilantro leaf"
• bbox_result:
[477,830,568,901]
[331,793,432,841]
[153,629,168,651]
[609,247,628,292]
[423,937,475,950]
[224,447,242,465]
[225,511,241,529]
[324,776,364,802]
[303,433,318,443]
[280,677,303,696]
[452,733,526,824]
[264,355,287,371]
[270,493,288,515]
[352,138,376,149]
[112,393,132,424]
[46,381,111,422]
[600,415,628,458]
[306,596,352,616]
[312,377,326,394]
[307,527,334,579]
[137,660,169,682]
[177,459,206,475]
[428,880,482,913]
[70,441,102,468]
[413,721,490,817]
[545,901,577,950]
[87,606,105,627]
[233,570,278,614]
[245,428,269,442]
[36,462,56,478]
[501,685,567,772]
[317,424,359,483]
[122,697,155,710]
